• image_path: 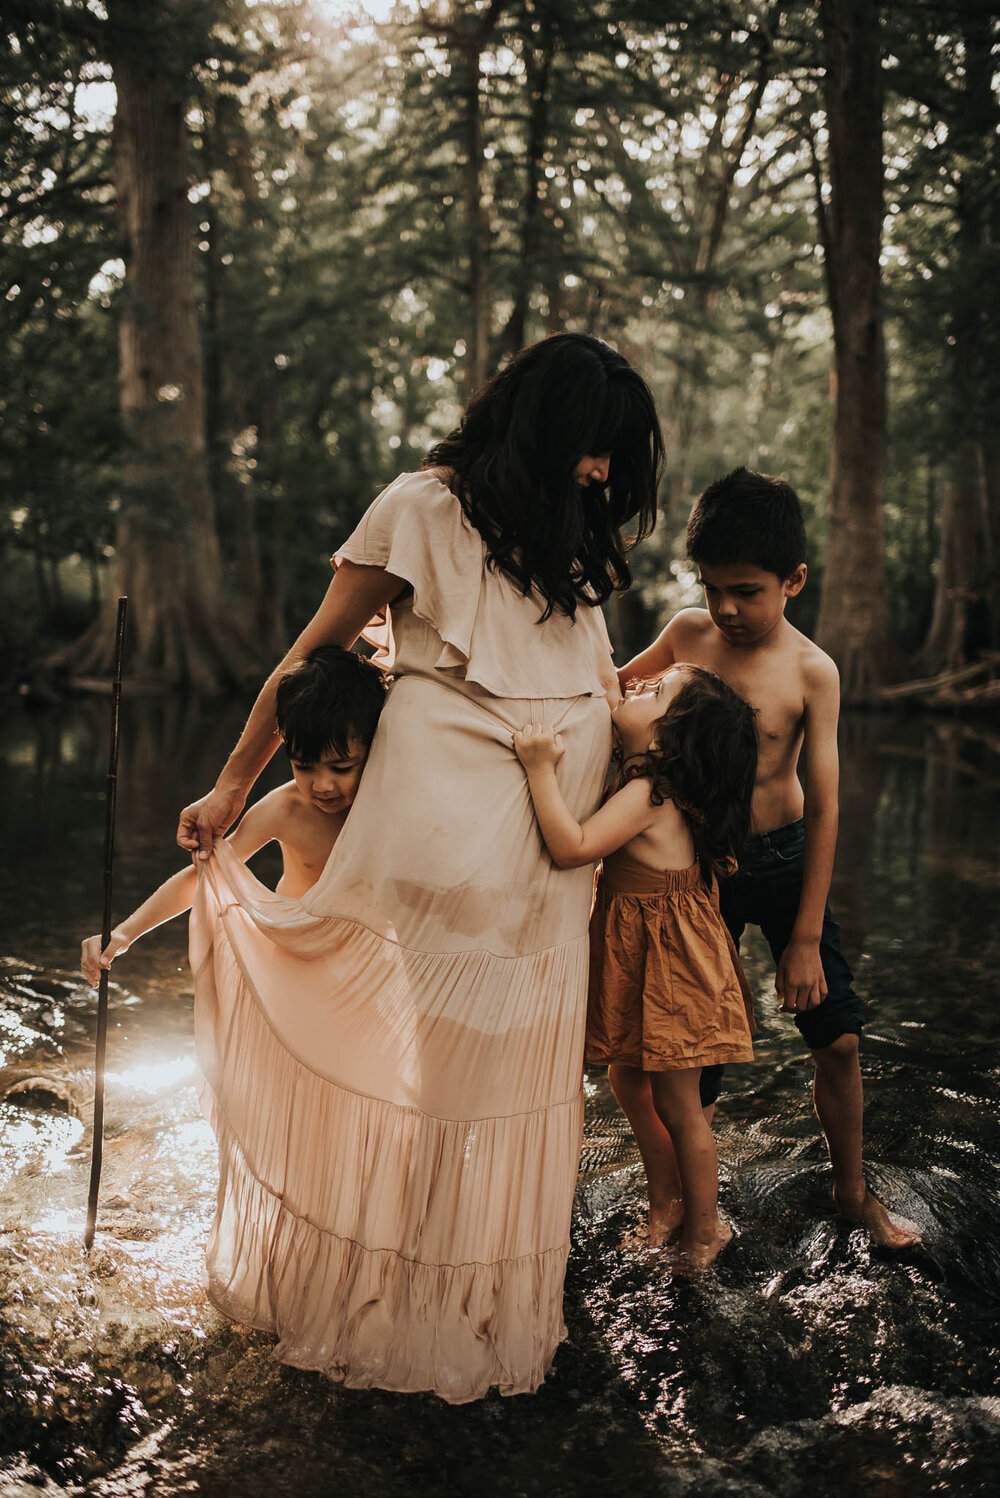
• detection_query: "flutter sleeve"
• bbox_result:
[332,469,484,676]
[333,469,616,699]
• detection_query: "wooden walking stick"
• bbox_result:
[84,595,128,1252]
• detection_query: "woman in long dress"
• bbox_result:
[180,333,663,1402]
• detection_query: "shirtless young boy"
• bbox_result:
[617,468,919,1249]
[81,647,385,984]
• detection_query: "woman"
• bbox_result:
[180,333,663,1402]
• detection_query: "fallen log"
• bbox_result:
[879,657,997,702]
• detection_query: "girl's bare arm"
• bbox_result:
[513,724,655,868]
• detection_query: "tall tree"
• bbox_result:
[57,0,260,690]
[813,0,894,697]
[457,1,500,396]
[909,6,999,670]
[1,0,119,655]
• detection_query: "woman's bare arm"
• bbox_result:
[176,560,402,856]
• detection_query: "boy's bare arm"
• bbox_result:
[617,613,691,687]
[775,654,841,1013]
[80,797,277,986]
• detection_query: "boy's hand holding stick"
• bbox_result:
[80,928,134,988]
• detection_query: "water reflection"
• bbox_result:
[1,702,999,1493]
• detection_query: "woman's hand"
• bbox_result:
[81,928,133,988]
[177,783,248,858]
[513,723,565,772]
[175,561,403,858]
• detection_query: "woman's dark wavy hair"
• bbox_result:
[636,666,758,875]
[423,333,664,620]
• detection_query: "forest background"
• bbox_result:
[2,0,998,701]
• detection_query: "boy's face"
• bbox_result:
[697,562,806,647]
[288,737,369,815]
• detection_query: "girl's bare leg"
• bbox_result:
[608,1063,684,1246]
[649,1067,730,1272]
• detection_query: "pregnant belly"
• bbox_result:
[302,673,612,956]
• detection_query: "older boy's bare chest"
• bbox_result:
[683,632,805,756]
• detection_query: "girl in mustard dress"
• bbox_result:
[514,665,757,1272]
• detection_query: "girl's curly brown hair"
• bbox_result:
[632,666,758,874]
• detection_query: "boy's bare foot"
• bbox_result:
[675,1219,733,1276]
[834,1187,922,1248]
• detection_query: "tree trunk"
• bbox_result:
[87,546,103,614]
[29,514,51,615]
[814,0,893,699]
[660,24,772,535]
[48,555,63,611]
[918,443,989,670]
[983,431,1000,652]
[55,1,261,692]
[917,12,998,671]
[460,34,491,398]
[256,382,287,659]
[505,24,553,354]
[207,93,272,642]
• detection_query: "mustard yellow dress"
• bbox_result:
[586,848,754,1071]
[189,471,617,1402]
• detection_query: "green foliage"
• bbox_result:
[2,0,997,671]
[1,3,119,651]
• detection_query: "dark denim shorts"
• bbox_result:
[699,818,864,1108]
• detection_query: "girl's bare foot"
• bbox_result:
[648,1197,684,1249]
[620,1223,649,1253]
[676,1219,733,1276]
[834,1187,922,1248]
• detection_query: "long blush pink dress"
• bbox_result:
[189,471,616,1402]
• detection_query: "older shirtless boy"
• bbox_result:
[618,468,919,1249]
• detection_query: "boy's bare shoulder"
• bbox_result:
[668,607,714,642]
[776,624,839,712]
[789,625,839,696]
[259,782,340,858]
[243,781,300,831]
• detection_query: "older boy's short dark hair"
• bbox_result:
[686,467,806,580]
[275,646,387,764]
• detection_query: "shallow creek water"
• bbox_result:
[1,699,998,1496]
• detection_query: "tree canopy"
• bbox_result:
[2,0,998,695]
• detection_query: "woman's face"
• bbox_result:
[572,453,611,487]
[611,666,688,755]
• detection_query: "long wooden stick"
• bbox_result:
[84,596,128,1251]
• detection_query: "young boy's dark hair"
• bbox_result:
[275,647,387,764]
[686,467,806,581]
